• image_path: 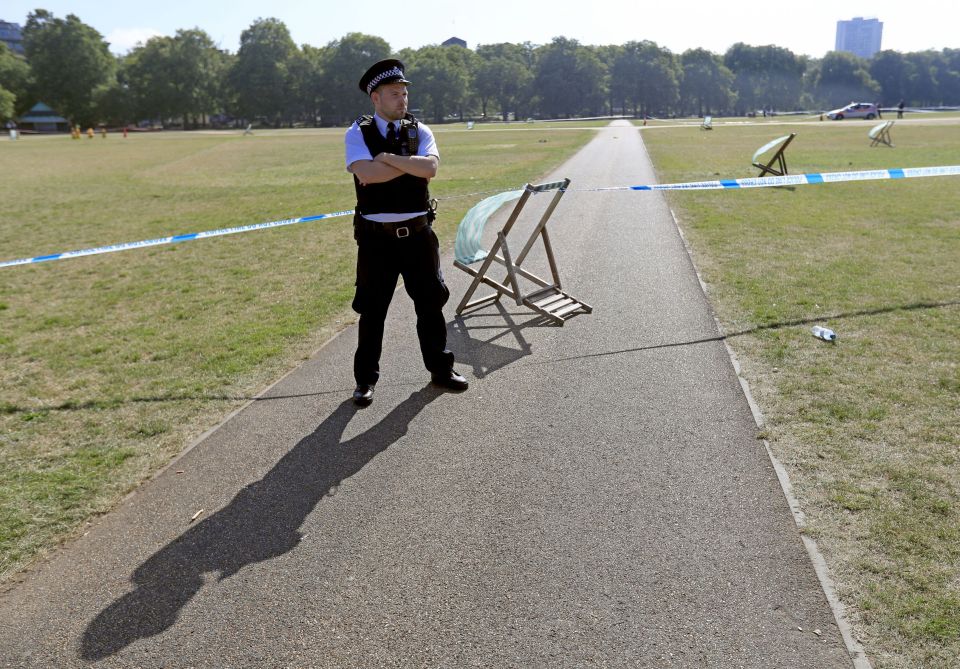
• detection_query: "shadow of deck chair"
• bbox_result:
[452,179,592,326]
[869,120,894,147]
[752,133,796,177]
[701,115,713,130]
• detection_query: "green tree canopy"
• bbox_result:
[475,42,535,121]
[228,17,298,124]
[289,44,324,125]
[594,44,626,116]
[680,48,735,116]
[931,49,960,105]
[812,51,880,108]
[724,43,804,113]
[123,38,177,121]
[0,86,14,121]
[316,33,392,125]
[94,63,133,127]
[123,29,226,127]
[403,45,474,123]
[170,29,228,125]
[610,40,679,118]
[535,37,607,118]
[13,12,960,129]
[0,42,31,118]
[22,9,114,125]
[870,50,908,105]
[903,51,940,106]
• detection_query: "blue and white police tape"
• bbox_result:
[578,164,960,192]
[4,164,959,269]
[0,210,355,269]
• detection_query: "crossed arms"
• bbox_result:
[350,153,438,185]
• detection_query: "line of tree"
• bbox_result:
[2,10,960,128]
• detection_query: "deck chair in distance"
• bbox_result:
[701,115,713,130]
[453,179,592,326]
[752,133,796,177]
[868,120,894,147]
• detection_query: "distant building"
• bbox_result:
[835,17,883,60]
[442,37,467,49]
[0,20,25,55]
[17,103,70,133]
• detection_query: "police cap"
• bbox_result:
[358,59,412,96]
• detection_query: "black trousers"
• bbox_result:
[352,218,454,386]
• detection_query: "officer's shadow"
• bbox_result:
[80,387,438,661]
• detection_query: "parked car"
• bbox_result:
[826,102,879,120]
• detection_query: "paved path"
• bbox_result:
[0,122,853,667]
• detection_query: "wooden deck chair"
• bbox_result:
[701,115,713,130]
[453,179,592,326]
[868,120,894,147]
[752,133,796,177]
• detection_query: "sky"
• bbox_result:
[3,1,958,58]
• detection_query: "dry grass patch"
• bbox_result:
[643,118,960,668]
[0,125,596,581]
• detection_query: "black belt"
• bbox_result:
[359,215,429,239]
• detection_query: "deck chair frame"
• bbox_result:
[453,179,592,325]
[869,120,894,147]
[752,133,796,177]
[701,115,713,130]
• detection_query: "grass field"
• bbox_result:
[2,118,957,667]
[642,118,960,668]
[0,123,597,583]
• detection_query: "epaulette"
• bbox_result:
[356,114,374,126]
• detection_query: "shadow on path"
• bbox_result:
[539,299,960,365]
[80,387,440,661]
[6,300,952,416]
[1,388,350,415]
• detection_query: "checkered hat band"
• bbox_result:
[367,67,404,94]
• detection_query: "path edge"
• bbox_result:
[668,206,873,669]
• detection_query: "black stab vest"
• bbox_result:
[353,114,430,216]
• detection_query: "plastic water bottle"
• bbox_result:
[811,325,837,342]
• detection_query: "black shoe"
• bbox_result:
[431,369,469,391]
[352,384,374,406]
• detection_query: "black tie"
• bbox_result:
[386,122,398,152]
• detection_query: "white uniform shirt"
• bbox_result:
[344,114,439,223]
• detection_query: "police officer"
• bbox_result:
[345,58,468,406]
